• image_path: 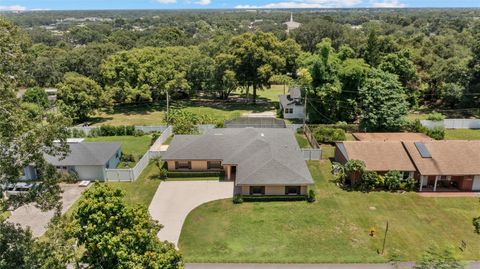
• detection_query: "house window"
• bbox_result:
[285,108,293,114]
[250,186,265,195]
[402,172,410,180]
[175,161,191,169]
[285,186,301,195]
[207,161,222,170]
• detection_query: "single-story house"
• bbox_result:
[334,137,480,192]
[162,128,314,196]
[352,132,432,142]
[335,141,416,184]
[279,87,305,120]
[24,140,122,181]
[403,141,480,192]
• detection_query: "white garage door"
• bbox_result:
[473,176,480,191]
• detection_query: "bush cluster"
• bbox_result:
[473,217,480,234]
[233,194,243,204]
[59,171,80,184]
[307,189,316,203]
[355,170,417,192]
[309,122,359,133]
[166,171,221,178]
[242,195,307,202]
[121,154,136,163]
[406,119,445,140]
[426,111,446,121]
[312,127,346,143]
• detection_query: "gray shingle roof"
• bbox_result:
[163,128,313,186]
[44,142,121,166]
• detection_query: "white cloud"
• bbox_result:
[0,5,26,11]
[156,0,177,3]
[193,0,211,5]
[235,0,361,9]
[369,0,405,8]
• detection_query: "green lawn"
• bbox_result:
[295,133,311,148]
[445,129,480,140]
[179,160,480,263]
[234,84,286,102]
[92,99,276,126]
[84,135,152,168]
[106,162,161,207]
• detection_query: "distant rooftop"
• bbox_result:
[352,132,432,142]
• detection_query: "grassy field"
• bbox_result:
[179,160,480,263]
[234,84,286,102]
[445,129,480,140]
[85,135,152,168]
[92,98,277,127]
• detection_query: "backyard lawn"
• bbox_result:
[179,160,480,263]
[445,129,480,140]
[85,135,152,168]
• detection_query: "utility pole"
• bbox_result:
[381,221,389,255]
[303,87,308,126]
[166,90,170,123]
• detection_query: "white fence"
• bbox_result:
[301,149,322,160]
[421,119,480,129]
[105,126,172,182]
[287,124,303,131]
[150,126,172,152]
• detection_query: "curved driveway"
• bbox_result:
[148,181,234,246]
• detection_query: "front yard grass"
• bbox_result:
[84,135,152,168]
[445,129,480,140]
[106,162,161,207]
[179,160,480,263]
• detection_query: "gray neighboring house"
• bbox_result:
[279,87,305,120]
[162,128,313,196]
[24,141,122,181]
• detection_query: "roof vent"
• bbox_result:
[414,142,431,158]
[260,133,265,137]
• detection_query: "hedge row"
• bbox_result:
[68,125,145,137]
[308,123,359,133]
[242,195,307,202]
[166,171,222,178]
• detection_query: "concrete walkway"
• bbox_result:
[8,184,87,237]
[148,181,234,246]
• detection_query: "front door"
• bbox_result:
[473,176,480,191]
[230,166,236,182]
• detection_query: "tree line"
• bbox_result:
[3,9,480,127]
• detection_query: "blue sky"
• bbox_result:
[0,0,479,11]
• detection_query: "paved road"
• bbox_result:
[186,262,480,269]
[148,181,234,246]
[8,184,87,237]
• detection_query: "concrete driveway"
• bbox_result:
[8,184,87,237]
[148,181,234,246]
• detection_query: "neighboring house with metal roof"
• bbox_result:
[334,138,480,192]
[162,128,314,196]
[278,87,305,120]
[24,140,122,181]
